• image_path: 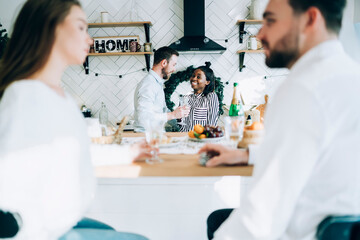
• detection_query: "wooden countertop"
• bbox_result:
[95,132,254,178]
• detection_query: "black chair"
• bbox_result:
[0,210,21,238]
[316,215,360,240]
[207,208,234,240]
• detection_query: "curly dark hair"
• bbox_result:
[193,61,215,96]
[164,62,224,116]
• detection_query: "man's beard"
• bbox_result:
[161,68,170,80]
[263,27,300,68]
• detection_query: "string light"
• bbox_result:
[89,68,147,78]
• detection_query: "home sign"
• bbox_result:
[93,35,140,53]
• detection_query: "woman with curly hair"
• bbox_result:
[179,62,219,132]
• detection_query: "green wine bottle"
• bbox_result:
[229,83,244,117]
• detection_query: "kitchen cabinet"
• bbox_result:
[236,20,264,72]
[84,21,153,74]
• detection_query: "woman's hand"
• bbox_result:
[130,141,155,162]
[198,144,249,167]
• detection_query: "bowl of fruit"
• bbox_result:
[188,124,224,142]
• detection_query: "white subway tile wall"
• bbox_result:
[62,0,288,126]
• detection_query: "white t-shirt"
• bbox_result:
[215,40,360,239]
[0,80,95,240]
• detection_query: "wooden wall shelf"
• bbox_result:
[88,52,153,56]
[237,50,265,54]
[88,21,152,28]
[84,21,153,74]
[236,20,265,72]
[236,19,264,43]
[237,20,263,24]
[237,49,265,72]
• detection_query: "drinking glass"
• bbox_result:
[224,116,245,148]
[178,94,189,126]
[144,118,165,164]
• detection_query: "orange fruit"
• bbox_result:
[249,122,264,130]
[188,130,195,138]
[199,134,206,139]
[194,124,204,134]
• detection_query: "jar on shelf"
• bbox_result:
[144,42,152,52]
[101,12,109,23]
[247,35,258,50]
[81,105,92,118]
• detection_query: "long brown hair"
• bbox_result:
[0,0,81,99]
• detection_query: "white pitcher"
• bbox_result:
[250,0,267,20]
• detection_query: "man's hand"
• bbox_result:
[167,106,190,120]
[198,144,249,167]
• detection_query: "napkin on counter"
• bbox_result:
[90,144,134,166]
[121,137,212,155]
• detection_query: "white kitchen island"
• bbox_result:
[86,176,253,240]
[85,133,254,240]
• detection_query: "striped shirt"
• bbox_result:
[179,91,219,132]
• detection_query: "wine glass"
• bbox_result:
[144,118,165,164]
[178,94,189,125]
[224,116,245,148]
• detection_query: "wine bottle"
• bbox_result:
[229,83,244,117]
[99,102,108,125]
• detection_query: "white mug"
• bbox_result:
[85,118,102,137]
[101,12,109,23]
[247,36,258,50]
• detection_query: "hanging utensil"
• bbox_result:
[114,115,129,144]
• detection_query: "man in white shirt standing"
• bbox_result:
[134,46,190,132]
[201,0,360,239]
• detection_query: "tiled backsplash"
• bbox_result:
[67,0,286,126]
[1,0,359,126]
[2,0,288,126]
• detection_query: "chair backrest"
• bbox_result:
[316,215,360,240]
[0,210,21,238]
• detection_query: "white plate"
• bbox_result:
[159,139,182,148]
[188,136,224,143]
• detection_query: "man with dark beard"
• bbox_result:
[134,46,189,132]
[201,0,360,239]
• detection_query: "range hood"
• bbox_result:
[168,0,226,54]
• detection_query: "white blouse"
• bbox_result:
[0,80,95,240]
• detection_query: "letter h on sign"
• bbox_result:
[95,40,105,52]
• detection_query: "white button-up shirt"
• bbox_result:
[133,70,168,132]
[215,40,360,240]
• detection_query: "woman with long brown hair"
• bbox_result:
[0,0,148,239]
